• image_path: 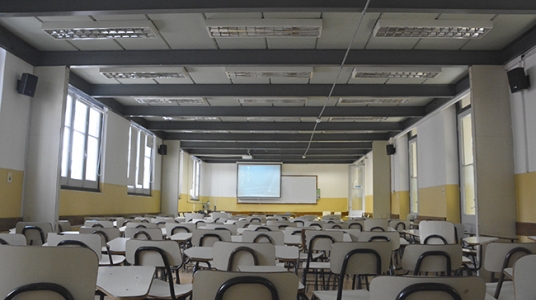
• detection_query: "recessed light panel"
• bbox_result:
[238,98,307,104]
[352,67,441,79]
[373,19,492,39]
[100,67,186,80]
[206,19,322,38]
[42,20,159,40]
[338,98,409,104]
[226,67,313,79]
[246,117,302,122]
[330,117,385,122]
[174,116,220,121]
[136,98,205,105]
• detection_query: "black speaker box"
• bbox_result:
[158,144,168,155]
[507,67,530,93]
[386,144,396,155]
[17,73,38,97]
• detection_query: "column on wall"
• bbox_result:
[470,65,516,238]
[391,135,410,220]
[372,141,391,219]
[417,107,460,222]
[23,66,69,226]
[160,140,180,216]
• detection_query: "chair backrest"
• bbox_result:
[57,220,72,232]
[0,233,27,246]
[265,221,296,228]
[191,229,232,247]
[125,239,183,267]
[356,231,400,250]
[321,215,342,222]
[246,216,266,224]
[402,244,463,276]
[322,223,347,230]
[124,227,164,240]
[83,220,114,228]
[79,227,121,246]
[125,222,158,229]
[211,212,231,222]
[212,241,276,271]
[364,219,389,231]
[242,230,284,245]
[513,254,536,299]
[419,221,456,244]
[369,276,486,300]
[303,221,325,230]
[192,270,298,300]
[453,223,465,243]
[0,245,98,300]
[389,219,410,232]
[184,213,205,222]
[204,223,238,235]
[330,242,392,276]
[484,242,536,272]
[304,230,344,252]
[47,233,103,260]
[15,222,54,245]
[166,222,196,235]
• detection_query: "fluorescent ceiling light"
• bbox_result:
[247,117,302,122]
[42,20,159,40]
[206,19,322,38]
[338,98,409,104]
[238,98,307,104]
[174,116,220,121]
[352,67,441,79]
[100,67,186,79]
[136,98,205,105]
[373,19,492,39]
[226,67,313,79]
[330,117,386,122]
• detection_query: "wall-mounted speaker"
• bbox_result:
[17,73,38,97]
[386,144,396,155]
[507,67,530,93]
[158,144,167,155]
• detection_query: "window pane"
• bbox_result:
[64,95,73,126]
[88,108,101,138]
[70,131,85,180]
[73,100,88,133]
[461,115,474,165]
[61,128,70,177]
[463,164,476,215]
[85,136,99,181]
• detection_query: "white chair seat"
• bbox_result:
[148,279,192,298]
[300,252,323,260]
[99,254,126,266]
[486,282,515,300]
[313,289,370,300]
[302,261,331,270]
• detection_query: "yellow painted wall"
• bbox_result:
[59,183,160,216]
[516,171,536,223]
[0,168,23,218]
[391,190,409,220]
[179,195,348,214]
[365,195,373,214]
[419,184,460,223]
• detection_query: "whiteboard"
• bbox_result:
[238,176,317,204]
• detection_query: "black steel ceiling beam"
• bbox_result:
[126,106,425,118]
[40,49,502,67]
[148,121,403,131]
[189,149,368,155]
[0,25,41,65]
[180,141,372,149]
[203,158,357,164]
[503,24,536,63]
[90,84,456,99]
[2,0,535,17]
[165,132,388,141]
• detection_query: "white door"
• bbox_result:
[348,164,365,217]
[458,110,477,234]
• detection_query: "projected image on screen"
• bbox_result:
[237,164,281,198]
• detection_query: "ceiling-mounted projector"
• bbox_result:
[242,155,253,160]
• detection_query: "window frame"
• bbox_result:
[60,89,105,191]
[190,157,201,200]
[127,122,155,196]
[408,136,419,214]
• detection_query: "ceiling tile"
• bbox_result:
[69,40,124,51]
[148,14,218,49]
[317,13,380,49]
[309,67,353,84]
[205,97,240,106]
[92,14,149,21]
[70,68,119,84]
[262,12,322,19]
[423,67,468,84]
[204,13,263,19]
[385,78,426,84]
[37,16,93,22]
[267,38,317,49]
[116,38,170,50]
[186,67,231,84]
[214,38,267,49]
[462,15,536,50]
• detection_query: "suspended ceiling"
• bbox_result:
[1,1,535,163]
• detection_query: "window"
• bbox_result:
[127,123,154,195]
[459,111,476,216]
[61,90,104,190]
[409,137,418,213]
[190,157,201,200]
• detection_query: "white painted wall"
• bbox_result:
[364,152,374,198]
[101,111,129,186]
[506,48,536,174]
[0,50,33,171]
[393,134,409,192]
[199,163,348,198]
[161,140,180,216]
